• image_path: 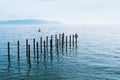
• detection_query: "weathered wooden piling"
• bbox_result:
[51,35,53,42]
[26,39,28,57]
[44,40,46,62]
[50,39,53,60]
[55,34,57,48]
[59,33,61,46]
[50,39,51,53]
[8,42,10,63]
[62,33,64,39]
[40,37,42,53]
[66,36,67,51]
[62,33,64,49]
[46,36,48,53]
[69,35,71,49]
[62,36,64,51]
[17,41,20,62]
[75,34,78,47]
[33,38,35,58]
[56,39,59,52]
[28,44,31,65]
[6,33,78,65]
[75,37,77,47]
[72,34,74,47]
[51,35,53,53]
[50,39,53,53]
[36,42,39,63]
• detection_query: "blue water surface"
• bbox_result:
[0,24,120,80]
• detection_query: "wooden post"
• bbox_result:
[59,33,61,46]
[44,40,46,62]
[50,39,51,53]
[46,36,48,53]
[56,39,59,52]
[51,39,53,53]
[69,35,71,49]
[36,42,39,63]
[62,36,64,52]
[62,33,64,48]
[26,39,28,57]
[33,38,35,58]
[28,44,31,67]
[66,36,67,51]
[8,42,10,63]
[17,40,20,62]
[51,35,53,53]
[55,34,57,48]
[75,37,77,47]
[75,34,78,47]
[40,37,42,53]
[50,39,53,61]
[72,34,74,47]
[51,35,53,42]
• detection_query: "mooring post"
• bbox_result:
[33,38,35,58]
[46,36,48,53]
[50,39,53,61]
[50,39,51,54]
[51,35,53,53]
[62,33,64,48]
[75,34,78,47]
[62,36,64,52]
[36,42,39,63]
[51,35,53,42]
[28,44,31,67]
[8,42,10,63]
[40,37,42,53]
[17,40,20,62]
[55,34,57,48]
[59,33,61,46]
[69,35,71,49]
[75,37,77,47]
[44,40,46,62]
[51,39,53,53]
[26,39,28,57]
[56,38,59,52]
[50,39,51,53]
[27,44,29,64]
[72,34,74,47]
[66,36,67,51]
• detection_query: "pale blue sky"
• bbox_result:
[0,0,120,24]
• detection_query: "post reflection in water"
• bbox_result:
[1,25,120,80]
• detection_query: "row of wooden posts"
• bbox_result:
[7,33,78,66]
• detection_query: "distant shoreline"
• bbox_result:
[0,19,62,25]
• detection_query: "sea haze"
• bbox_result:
[0,19,62,25]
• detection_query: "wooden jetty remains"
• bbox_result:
[7,33,78,67]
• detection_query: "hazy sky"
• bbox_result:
[0,0,120,24]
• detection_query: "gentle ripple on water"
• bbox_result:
[0,25,120,80]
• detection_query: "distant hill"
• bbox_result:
[0,19,61,25]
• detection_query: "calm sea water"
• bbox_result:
[0,24,120,80]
